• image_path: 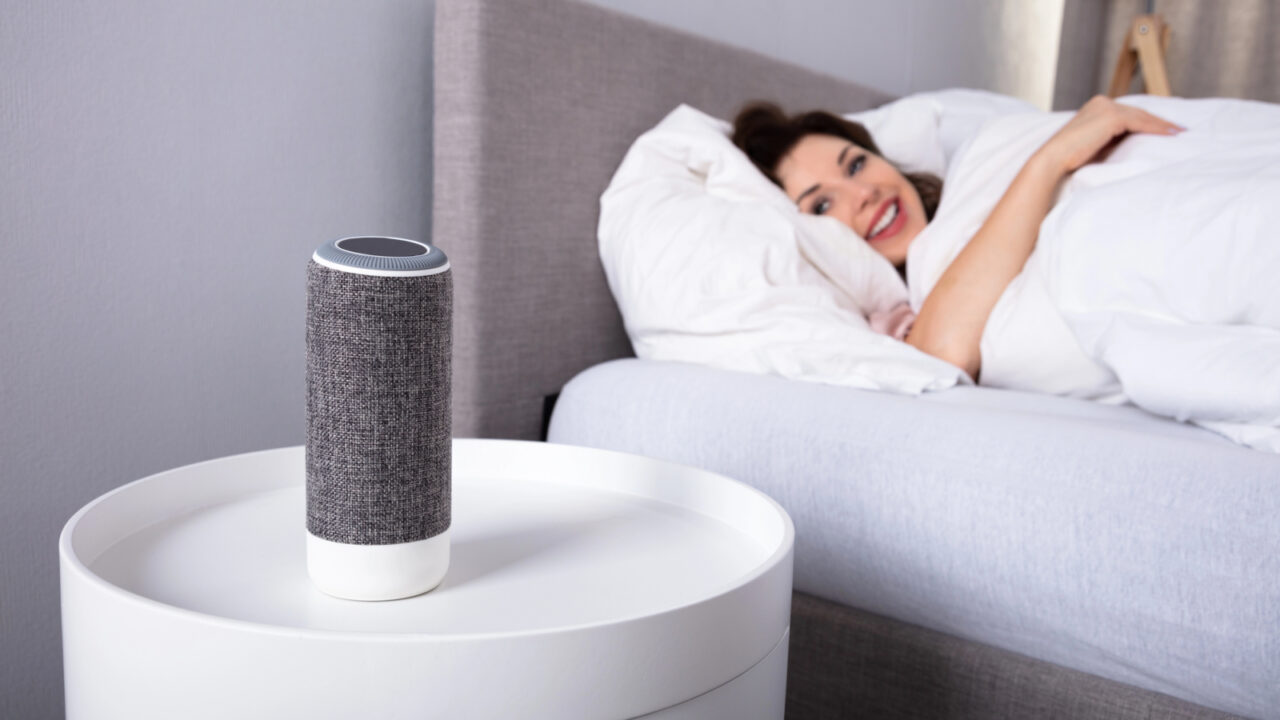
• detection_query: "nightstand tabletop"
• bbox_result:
[61,439,794,720]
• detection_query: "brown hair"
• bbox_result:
[731,101,943,221]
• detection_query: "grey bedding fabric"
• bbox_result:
[547,359,1280,719]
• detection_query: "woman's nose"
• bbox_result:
[847,180,876,213]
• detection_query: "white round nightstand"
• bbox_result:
[60,439,794,719]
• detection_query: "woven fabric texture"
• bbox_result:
[306,260,452,545]
[786,592,1245,720]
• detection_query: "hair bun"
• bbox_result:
[731,101,787,156]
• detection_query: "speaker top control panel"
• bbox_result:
[313,236,449,277]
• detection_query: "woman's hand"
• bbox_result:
[1035,95,1184,176]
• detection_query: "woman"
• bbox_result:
[732,96,1183,380]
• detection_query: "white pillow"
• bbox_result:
[843,95,947,176]
[844,88,1038,177]
[598,103,965,394]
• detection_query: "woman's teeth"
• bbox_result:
[869,201,898,239]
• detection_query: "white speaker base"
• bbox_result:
[306,530,450,601]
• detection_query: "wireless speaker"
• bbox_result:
[305,236,452,601]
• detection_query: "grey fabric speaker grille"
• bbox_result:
[306,260,452,545]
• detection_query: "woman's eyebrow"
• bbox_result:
[794,145,854,205]
[796,184,820,205]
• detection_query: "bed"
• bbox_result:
[432,0,1279,717]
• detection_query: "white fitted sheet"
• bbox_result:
[547,359,1280,719]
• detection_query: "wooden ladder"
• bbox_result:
[1108,13,1173,97]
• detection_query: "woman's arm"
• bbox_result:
[906,96,1182,379]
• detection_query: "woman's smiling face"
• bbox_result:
[776,134,927,267]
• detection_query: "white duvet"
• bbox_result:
[908,96,1280,451]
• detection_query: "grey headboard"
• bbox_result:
[433,0,892,439]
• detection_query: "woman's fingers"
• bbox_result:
[1122,105,1185,135]
[1038,98,1185,175]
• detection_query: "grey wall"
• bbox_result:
[1,1,435,716]
[584,0,1069,108]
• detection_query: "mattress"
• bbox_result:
[547,358,1280,719]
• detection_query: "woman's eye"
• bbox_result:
[847,154,866,176]
[812,198,830,215]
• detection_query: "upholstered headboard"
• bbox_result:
[433,0,892,439]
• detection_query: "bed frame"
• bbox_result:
[431,1,1239,717]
